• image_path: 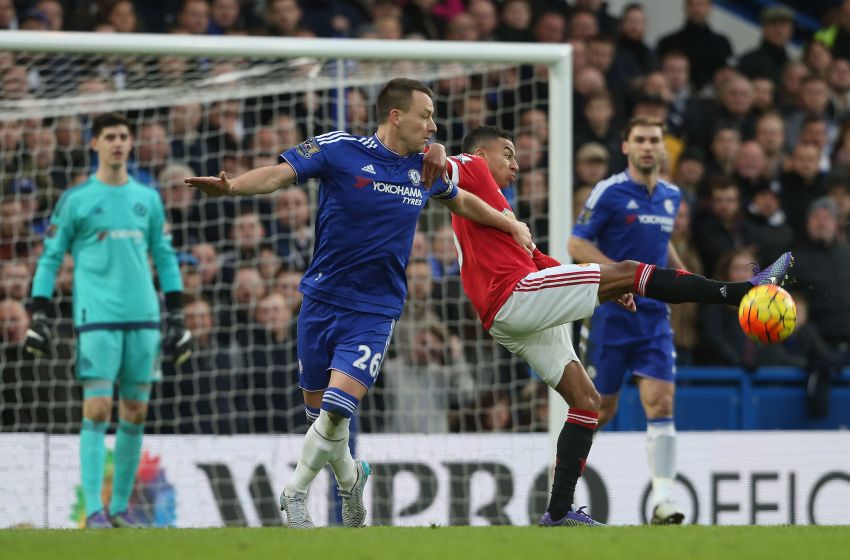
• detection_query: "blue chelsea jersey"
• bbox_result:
[281,132,458,319]
[572,171,682,339]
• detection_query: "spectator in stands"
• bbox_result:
[428,225,459,281]
[669,199,702,365]
[533,10,567,44]
[382,317,474,433]
[827,58,850,117]
[575,91,622,168]
[202,99,244,177]
[168,103,204,174]
[0,0,15,30]
[1,297,79,431]
[0,118,23,173]
[712,73,757,139]
[514,131,545,173]
[495,0,533,43]
[575,0,618,35]
[814,0,850,63]
[343,88,371,137]
[222,265,265,331]
[673,147,705,205]
[826,179,850,241]
[613,3,654,87]
[657,0,733,91]
[209,0,241,35]
[402,0,444,40]
[705,122,741,181]
[754,111,785,180]
[467,0,497,41]
[265,0,304,37]
[733,140,771,199]
[221,210,266,283]
[693,176,746,274]
[781,142,827,240]
[0,197,33,261]
[744,183,794,267]
[153,295,241,434]
[568,8,599,42]
[785,76,835,153]
[274,267,304,314]
[34,0,62,31]
[174,0,210,35]
[0,261,30,302]
[177,252,202,297]
[18,9,50,31]
[800,116,834,172]
[833,122,850,168]
[698,247,803,368]
[574,142,610,189]
[661,50,701,142]
[135,121,170,187]
[792,197,850,355]
[272,186,312,270]
[244,126,279,169]
[751,76,777,114]
[235,291,303,433]
[737,5,795,87]
[516,170,549,254]
[2,64,31,101]
[273,113,304,149]
[587,35,618,90]
[105,0,138,33]
[804,39,834,79]
[191,242,223,301]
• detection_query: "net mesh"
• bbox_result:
[0,47,558,525]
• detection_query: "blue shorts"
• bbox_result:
[76,328,162,384]
[587,331,676,395]
[297,296,396,392]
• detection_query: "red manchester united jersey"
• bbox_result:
[448,154,560,329]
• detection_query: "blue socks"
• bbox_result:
[80,418,108,517]
[321,387,358,419]
[109,420,144,515]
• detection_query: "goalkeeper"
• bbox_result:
[26,112,192,529]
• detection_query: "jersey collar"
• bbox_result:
[373,133,411,158]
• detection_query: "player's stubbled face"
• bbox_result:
[397,90,437,154]
[480,139,518,187]
[624,124,664,174]
[92,124,133,168]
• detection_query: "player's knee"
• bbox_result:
[578,388,601,412]
[83,398,111,423]
[120,402,148,424]
[647,394,674,418]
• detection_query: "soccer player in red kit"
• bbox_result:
[446,126,793,526]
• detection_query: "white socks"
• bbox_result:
[647,419,676,506]
[284,410,357,495]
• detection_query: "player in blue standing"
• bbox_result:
[569,116,793,524]
[25,112,192,528]
[185,78,534,528]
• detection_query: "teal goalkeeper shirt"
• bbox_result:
[31,176,183,332]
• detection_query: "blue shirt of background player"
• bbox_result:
[572,171,682,344]
[281,131,458,319]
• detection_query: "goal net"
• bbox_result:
[0,33,573,528]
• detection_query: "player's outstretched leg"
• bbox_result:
[599,252,794,306]
[539,361,604,527]
[338,459,371,528]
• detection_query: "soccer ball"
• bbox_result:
[738,285,797,344]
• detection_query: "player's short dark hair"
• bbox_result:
[376,78,434,123]
[92,112,130,138]
[622,116,666,141]
[461,126,513,154]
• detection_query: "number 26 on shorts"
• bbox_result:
[353,345,382,378]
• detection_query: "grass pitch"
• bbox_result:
[2,526,848,560]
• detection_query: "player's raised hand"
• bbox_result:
[422,143,447,188]
[511,221,534,256]
[185,171,233,197]
[617,293,637,312]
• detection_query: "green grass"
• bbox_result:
[2,526,849,560]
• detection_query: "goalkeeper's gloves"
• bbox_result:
[25,297,52,357]
[163,292,192,367]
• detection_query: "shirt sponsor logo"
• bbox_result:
[103,229,144,240]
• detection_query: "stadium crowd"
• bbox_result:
[2,0,850,434]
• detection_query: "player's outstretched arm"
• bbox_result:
[439,189,534,255]
[185,162,297,197]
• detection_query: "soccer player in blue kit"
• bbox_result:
[26,112,192,528]
[569,116,792,524]
[186,78,534,528]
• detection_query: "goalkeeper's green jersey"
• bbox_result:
[31,176,183,331]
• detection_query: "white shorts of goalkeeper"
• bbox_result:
[488,263,601,388]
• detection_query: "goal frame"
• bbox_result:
[0,30,572,458]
